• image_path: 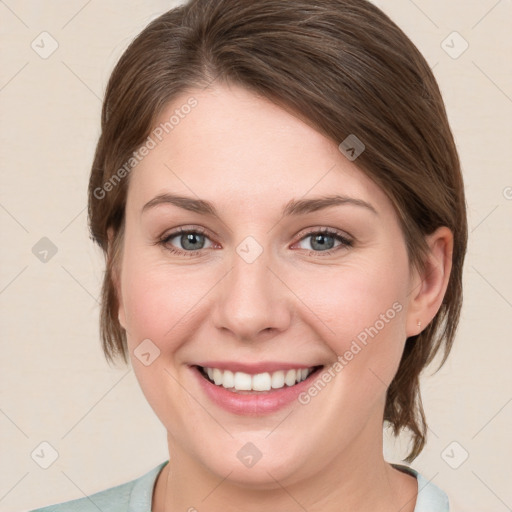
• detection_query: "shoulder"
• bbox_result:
[391,463,450,512]
[27,461,169,512]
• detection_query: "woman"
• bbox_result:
[31,0,467,510]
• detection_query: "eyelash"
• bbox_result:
[157,226,353,258]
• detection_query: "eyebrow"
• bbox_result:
[141,193,378,217]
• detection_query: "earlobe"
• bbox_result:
[406,226,453,337]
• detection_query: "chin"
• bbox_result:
[191,433,316,489]
[208,456,308,490]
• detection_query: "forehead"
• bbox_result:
[126,83,391,217]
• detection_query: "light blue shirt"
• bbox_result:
[29,460,449,511]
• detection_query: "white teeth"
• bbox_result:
[271,370,285,389]
[284,369,297,386]
[223,370,235,388]
[212,368,223,386]
[202,366,316,391]
[252,372,271,391]
[234,372,252,390]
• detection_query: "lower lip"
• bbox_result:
[191,365,323,415]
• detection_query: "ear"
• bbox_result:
[405,226,453,337]
[107,227,126,329]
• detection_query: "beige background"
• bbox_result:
[1,1,511,511]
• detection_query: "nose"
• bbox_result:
[212,244,292,342]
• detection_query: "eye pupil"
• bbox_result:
[182,232,205,250]
[311,233,335,251]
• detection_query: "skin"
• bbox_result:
[111,82,453,512]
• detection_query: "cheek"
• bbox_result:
[312,254,406,327]
[119,248,207,429]
[296,253,409,381]
[120,247,207,349]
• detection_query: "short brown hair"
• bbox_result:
[88,0,467,462]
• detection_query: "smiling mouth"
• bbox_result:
[195,365,324,394]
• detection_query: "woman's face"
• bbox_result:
[115,83,422,486]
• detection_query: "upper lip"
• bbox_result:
[192,361,323,374]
